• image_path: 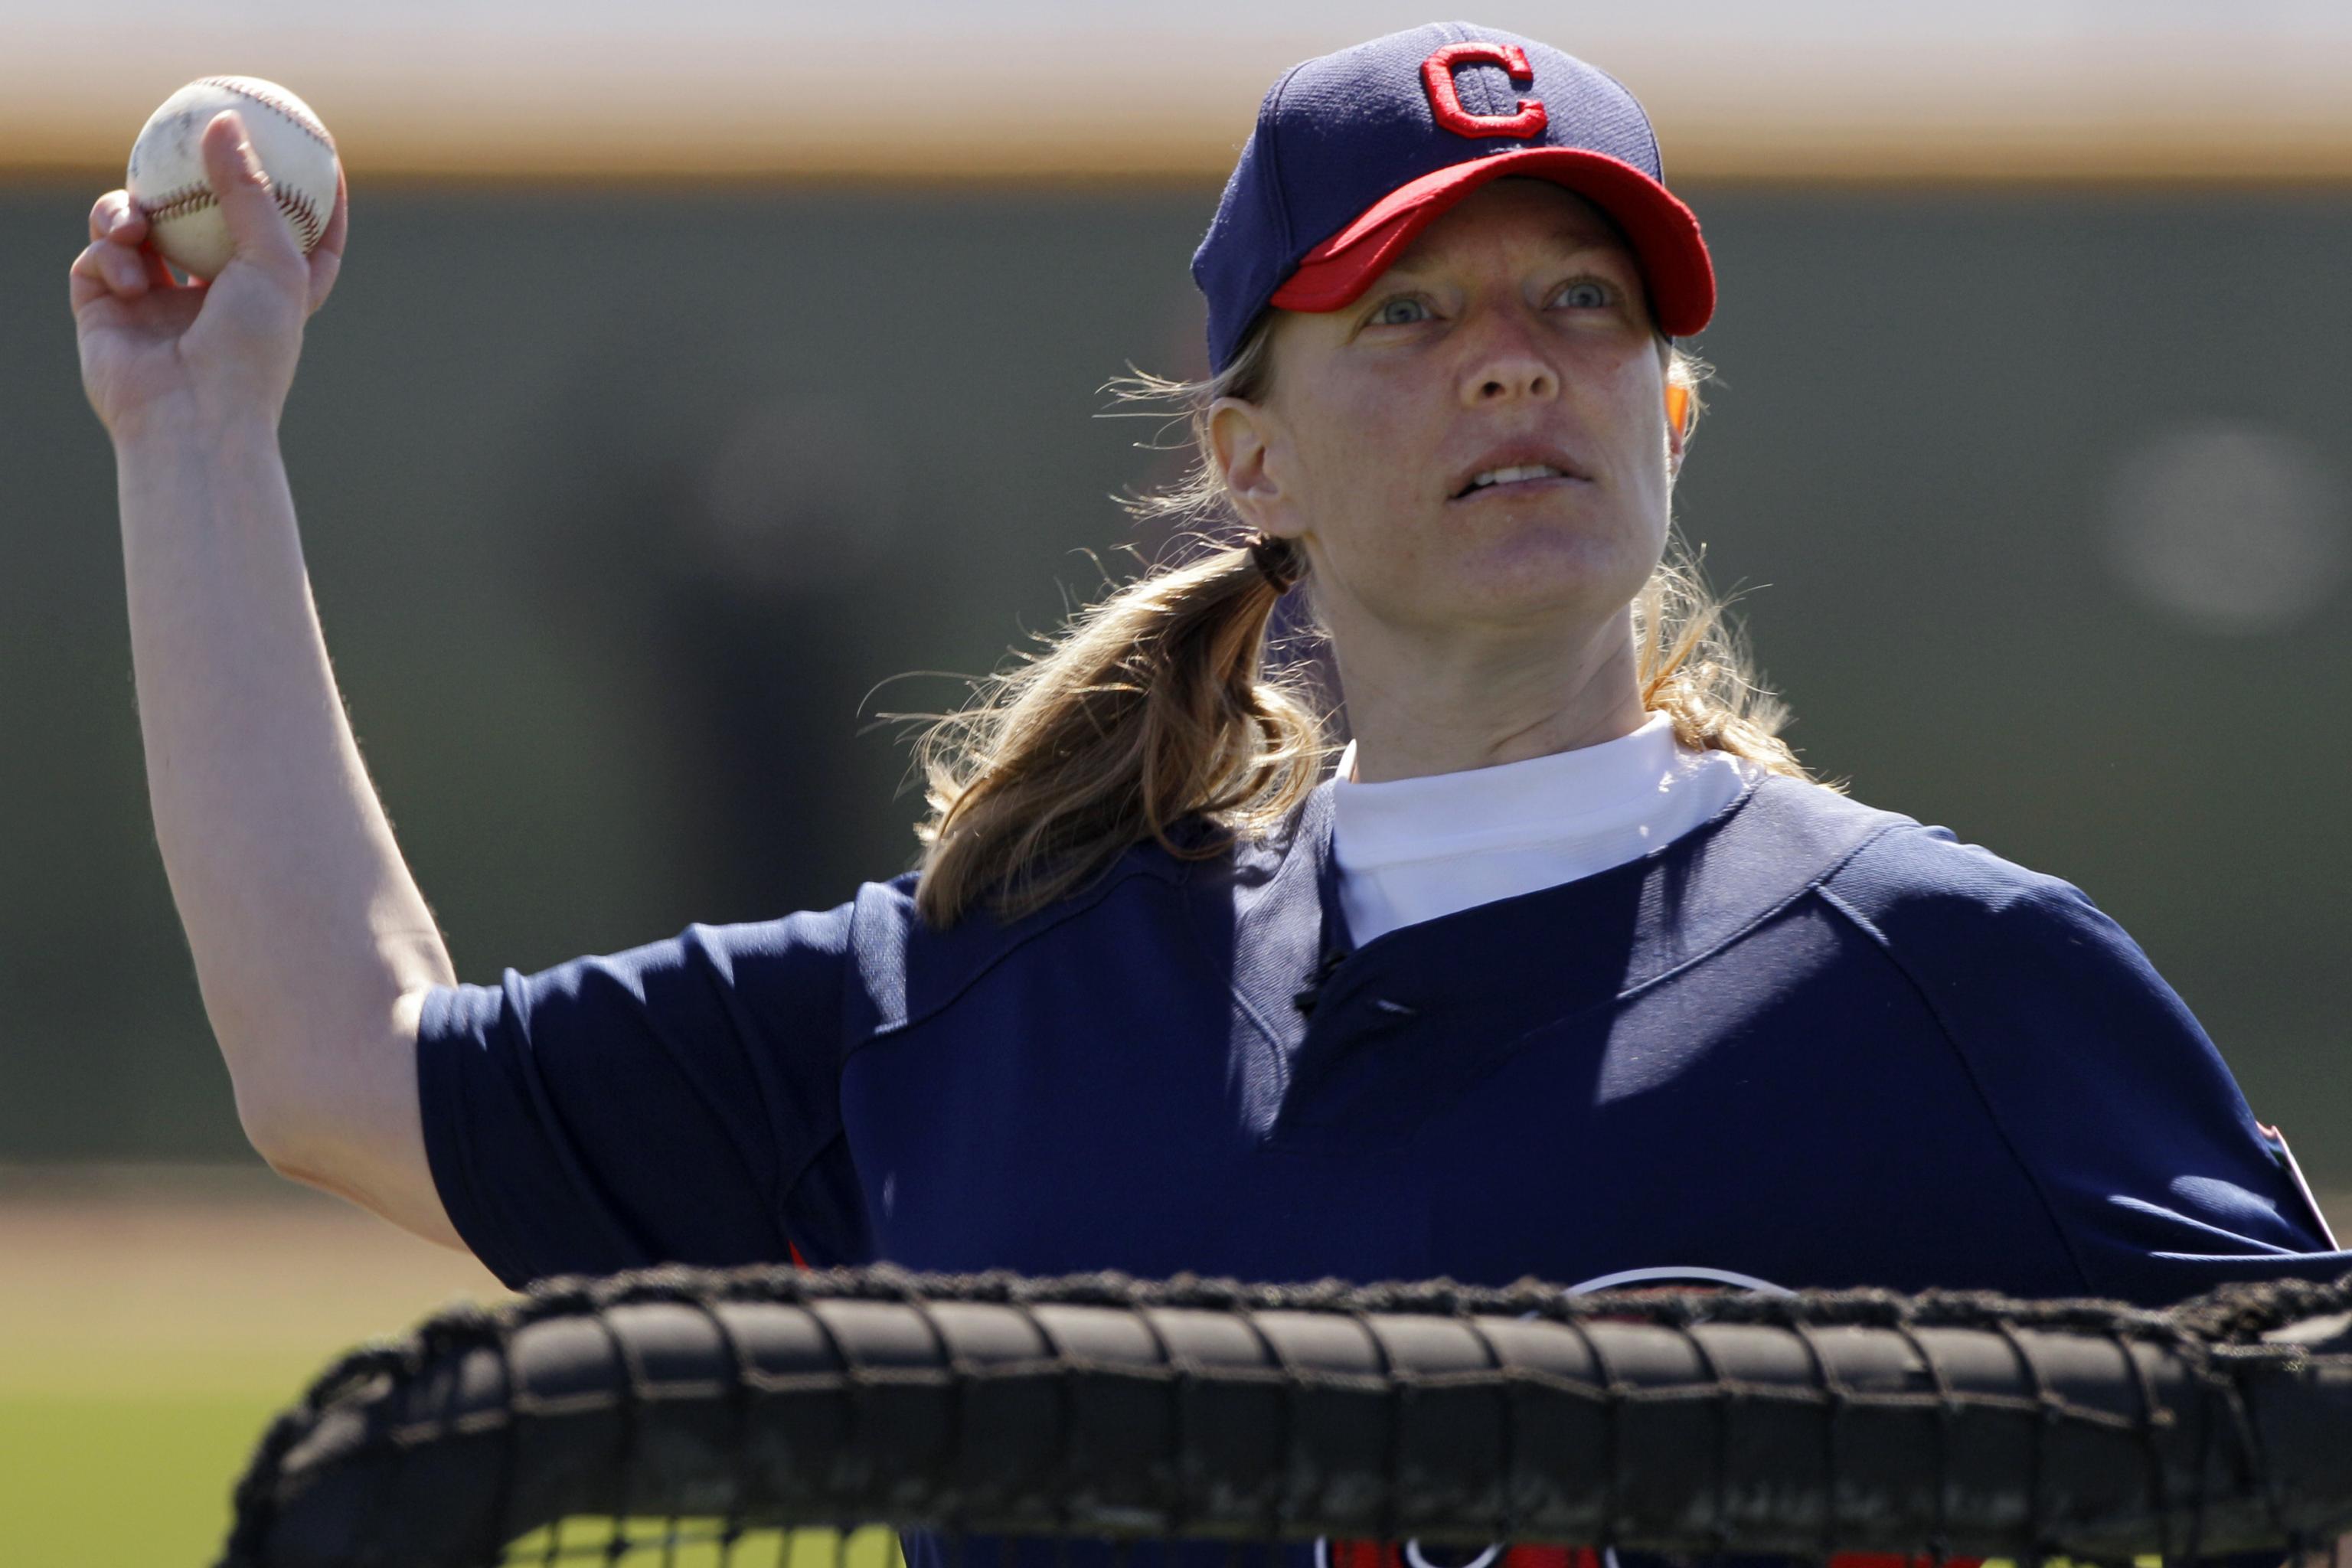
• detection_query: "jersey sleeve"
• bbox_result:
[1826,825,2350,1308]
[414,904,863,1290]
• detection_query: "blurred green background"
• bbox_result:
[8,178,2352,1566]
[7,184,2351,1168]
[7,5,2352,1560]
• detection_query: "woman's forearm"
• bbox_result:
[115,408,455,1215]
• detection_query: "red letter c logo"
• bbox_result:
[1421,42,1548,140]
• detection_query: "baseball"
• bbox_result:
[125,77,338,280]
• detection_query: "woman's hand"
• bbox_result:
[70,108,348,439]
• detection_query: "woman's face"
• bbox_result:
[1213,178,1680,644]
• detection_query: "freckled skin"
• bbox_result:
[1233,180,1672,632]
[1210,178,1684,779]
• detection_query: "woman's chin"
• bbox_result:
[1367,567,1652,635]
[1439,534,1659,622]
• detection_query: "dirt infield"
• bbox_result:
[0,1162,505,1398]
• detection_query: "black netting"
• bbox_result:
[217,1265,2352,1568]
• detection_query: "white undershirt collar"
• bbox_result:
[1329,712,1762,943]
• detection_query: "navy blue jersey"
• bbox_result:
[420,772,2344,1302]
[420,773,2342,1568]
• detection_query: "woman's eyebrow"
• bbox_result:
[1384,230,1623,278]
[1544,230,1635,266]
[1546,230,1616,255]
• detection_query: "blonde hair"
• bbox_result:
[908,312,1815,928]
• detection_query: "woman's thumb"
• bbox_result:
[200,109,301,272]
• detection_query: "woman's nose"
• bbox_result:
[1460,313,1560,406]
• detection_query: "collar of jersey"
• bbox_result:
[1330,712,1687,868]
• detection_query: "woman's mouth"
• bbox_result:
[1452,462,1586,499]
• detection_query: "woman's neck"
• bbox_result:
[1331,612,1649,784]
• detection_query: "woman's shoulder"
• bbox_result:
[1777,779,2105,939]
[1762,779,2148,1005]
[839,840,1198,1036]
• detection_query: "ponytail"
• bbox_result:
[910,312,1815,928]
[910,534,1327,927]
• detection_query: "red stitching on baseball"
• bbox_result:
[198,76,335,150]
[139,183,214,224]
[276,186,322,247]
[136,185,325,250]
[131,81,334,256]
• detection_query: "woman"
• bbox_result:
[71,23,2344,1337]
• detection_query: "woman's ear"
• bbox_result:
[1664,382,1690,477]
[1208,396,1295,537]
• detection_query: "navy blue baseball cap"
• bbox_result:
[1192,21,1716,374]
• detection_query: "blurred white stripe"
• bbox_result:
[10,0,2352,179]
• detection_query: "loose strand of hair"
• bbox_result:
[909,320,1811,928]
[912,535,1329,927]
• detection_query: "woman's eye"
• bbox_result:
[1556,279,1612,309]
[1370,296,1431,326]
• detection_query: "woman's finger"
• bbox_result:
[70,237,148,298]
[88,190,145,245]
[316,158,348,260]
[109,243,149,295]
[69,240,133,312]
[137,238,178,291]
[198,109,304,279]
[302,159,348,316]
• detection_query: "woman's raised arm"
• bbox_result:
[71,108,460,1250]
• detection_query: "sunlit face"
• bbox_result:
[1212,178,1681,643]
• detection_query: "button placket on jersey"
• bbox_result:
[1269,945,1435,1144]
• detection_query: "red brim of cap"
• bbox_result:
[1267,145,1715,337]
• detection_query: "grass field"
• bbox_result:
[5,1165,2341,1567]
[0,1163,505,1566]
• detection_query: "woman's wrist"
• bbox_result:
[113,399,299,568]
[108,391,283,456]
